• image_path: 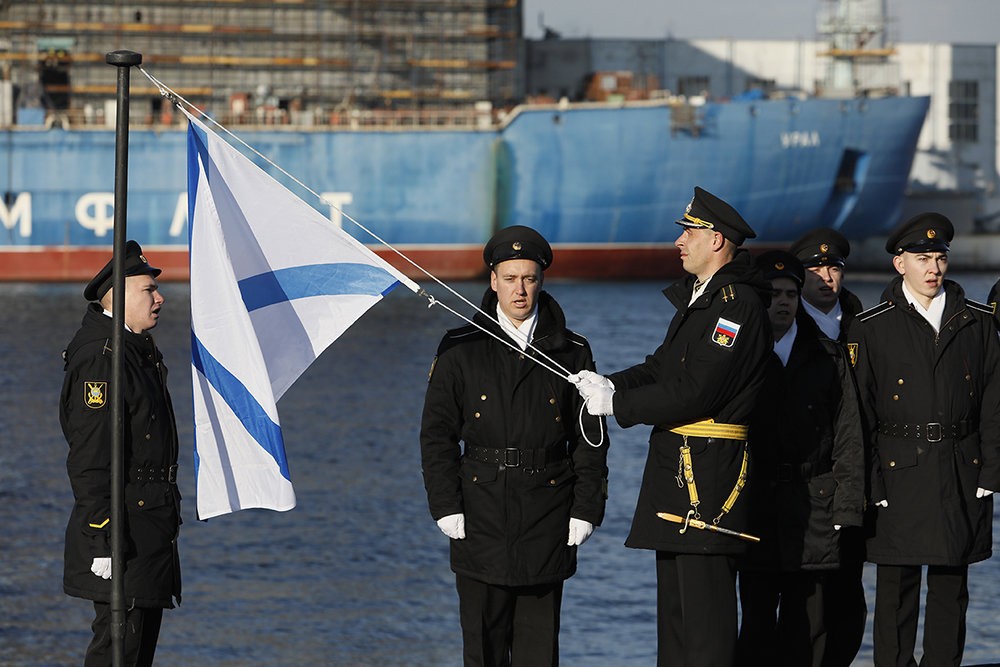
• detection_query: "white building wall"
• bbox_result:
[687,39,823,96]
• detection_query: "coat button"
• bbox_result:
[472,475,479,482]
[966,374,972,381]
[481,395,487,401]
[889,461,896,467]
[138,500,145,507]
[555,416,561,422]
[973,458,980,465]
[145,433,151,440]
[897,378,904,385]
[892,395,899,401]
[474,412,481,419]
[549,398,556,405]
[549,479,556,485]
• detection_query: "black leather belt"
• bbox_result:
[877,421,974,443]
[464,444,568,470]
[775,462,814,483]
[130,464,178,484]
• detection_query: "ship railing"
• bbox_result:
[2,105,499,131]
[5,98,702,131]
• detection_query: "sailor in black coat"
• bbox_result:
[60,242,181,667]
[421,226,608,666]
[736,251,865,667]
[790,227,864,343]
[789,227,869,665]
[574,187,771,667]
[848,214,1000,667]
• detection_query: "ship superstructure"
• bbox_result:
[0,0,521,127]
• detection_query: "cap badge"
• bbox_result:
[139,254,148,264]
[927,229,936,239]
[85,381,107,409]
[512,241,522,251]
[775,262,785,270]
[819,243,829,253]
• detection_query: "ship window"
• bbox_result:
[746,77,775,96]
[948,79,979,143]
[678,76,709,98]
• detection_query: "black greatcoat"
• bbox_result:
[743,313,865,572]
[849,277,1000,567]
[838,287,864,342]
[420,289,609,587]
[987,278,1000,329]
[60,304,182,608]
[608,250,772,555]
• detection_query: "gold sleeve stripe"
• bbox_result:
[88,518,110,529]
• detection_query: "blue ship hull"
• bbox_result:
[0,96,928,279]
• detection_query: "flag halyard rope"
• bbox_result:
[141,67,586,389]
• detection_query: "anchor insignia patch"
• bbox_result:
[85,381,107,409]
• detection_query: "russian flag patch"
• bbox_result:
[712,317,741,348]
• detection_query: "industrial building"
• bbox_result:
[1,0,998,233]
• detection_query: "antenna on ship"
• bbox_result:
[817,0,900,97]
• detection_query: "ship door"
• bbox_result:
[37,38,74,112]
[818,148,870,229]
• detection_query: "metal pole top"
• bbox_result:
[106,51,142,67]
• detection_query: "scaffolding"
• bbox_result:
[0,0,523,127]
[816,0,900,97]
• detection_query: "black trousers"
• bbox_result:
[737,569,826,667]
[656,552,738,667]
[873,564,969,667]
[821,557,867,667]
[85,601,163,667]
[456,573,564,667]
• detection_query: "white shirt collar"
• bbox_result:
[801,298,843,340]
[496,304,537,351]
[689,271,716,306]
[773,318,797,366]
[900,281,946,332]
[102,308,135,333]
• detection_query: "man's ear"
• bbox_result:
[712,232,726,251]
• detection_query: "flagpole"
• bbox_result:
[106,48,141,667]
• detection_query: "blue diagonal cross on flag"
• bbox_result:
[184,109,418,519]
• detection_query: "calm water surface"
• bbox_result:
[2,273,999,666]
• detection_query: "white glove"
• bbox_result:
[876,499,888,508]
[834,525,842,531]
[567,518,594,546]
[436,513,466,540]
[91,557,112,580]
[581,384,614,416]
[568,370,614,390]
[976,487,995,498]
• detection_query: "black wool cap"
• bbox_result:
[884,212,954,255]
[675,186,756,246]
[789,227,850,268]
[84,240,162,301]
[755,250,804,287]
[483,225,553,270]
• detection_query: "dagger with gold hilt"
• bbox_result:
[657,510,760,543]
